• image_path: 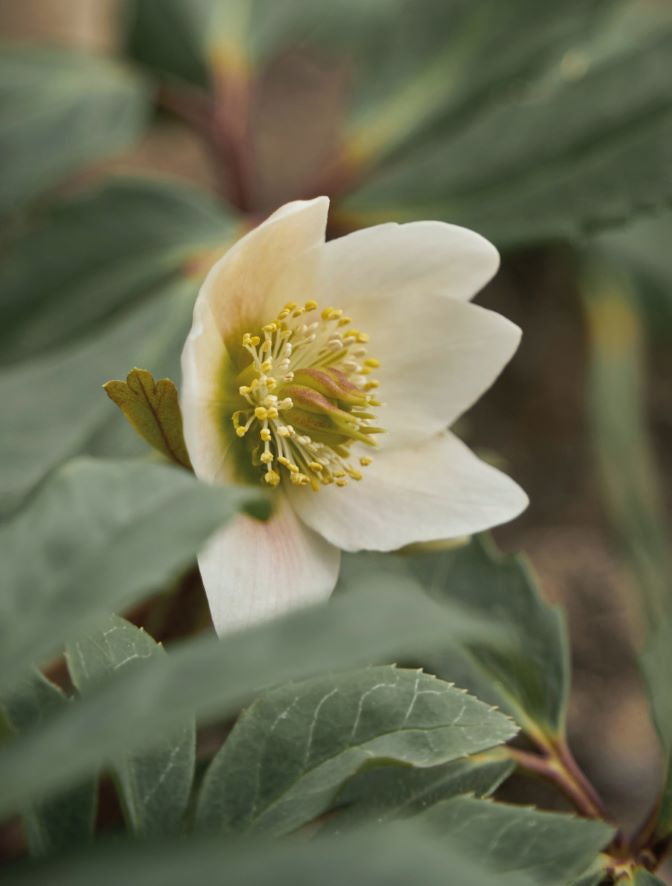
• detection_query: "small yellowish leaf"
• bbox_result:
[104,368,192,470]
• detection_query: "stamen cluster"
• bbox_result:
[233,300,384,489]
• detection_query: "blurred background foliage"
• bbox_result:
[2,0,672,881]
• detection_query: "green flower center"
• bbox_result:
[232,300,384,489]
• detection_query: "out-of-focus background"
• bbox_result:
[2,0,672,868]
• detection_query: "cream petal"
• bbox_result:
[319,220,499,314]
[288,431,527,552]
[199,494,341,635]
[199,196,329,351]
[181,294,235,482]
[367,297,521,448]
[181,197,329,482]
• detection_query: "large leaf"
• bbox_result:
[0,824,534,886]
[343,536,569,741]
[417,796,613,885]
[343,8,672,247]
[194,666,516,836]
[1,670,95,856]
[66,616,195,837]
[0,457,267,692]
[0,574,506,820]
[325,751,513,832]
[0,177,235,365]
[0,281,192,516]
[0,46,150,219]
[341,0,606,165]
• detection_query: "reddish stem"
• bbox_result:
[508,746,606,821]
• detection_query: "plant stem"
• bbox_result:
[508,746,605,820]
[508,732,612,825]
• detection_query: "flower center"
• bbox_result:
[233,300,384,490]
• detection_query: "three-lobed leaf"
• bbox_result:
[104,369,192,469]
[66,616,195,837]
[195,666,516,836]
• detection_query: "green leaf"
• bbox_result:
[343,10,672,246]
[104,369,192,469]
[582,265,672,624]
[0,573,506,820]
[341,0,605,166]
[0,46,150,219]
[66,616,195,837]
[195,666,516,836]
[124,0,238,86]
[592,211,672,334]
[0,282,191,516]
[0,457,267,693]
[0,823,535,886]
[581,263,672,843]
[325,752,513,832]
[631,871,666,885]
[0,177,234,366]
[344,536,570,741]
[417,796,613,885]
[1,670,95,856]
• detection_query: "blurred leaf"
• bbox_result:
[582,264,672,846]
[195,666,515,836]
[325,752,513,832]
[0,457,267,693]
[0,573,507,820]
[631,873,666,886]
[417,796,613,885]
[343,9,672,246]
[0,46,150,219]
[1,670,95,856]
[344,536,569,741]
[593,211,672,334]
[67,616,195,837]
[104,369,192,469]
[0,177,235,365]
[582,264,672,623]
[124,0,237,87]
[0,282,191,516]
[342,0,605,165]
[0,823,534,886]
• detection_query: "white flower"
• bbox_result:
[181,197,527,635]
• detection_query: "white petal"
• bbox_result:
[181,297,234,482]
[370,298,521,448]
[181,197,329,482]
[199,196,329,351]
[199,495,341,635]
[288,431,527,552]
[319,220,499,314]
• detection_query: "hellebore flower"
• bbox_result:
[181,197,527,634]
